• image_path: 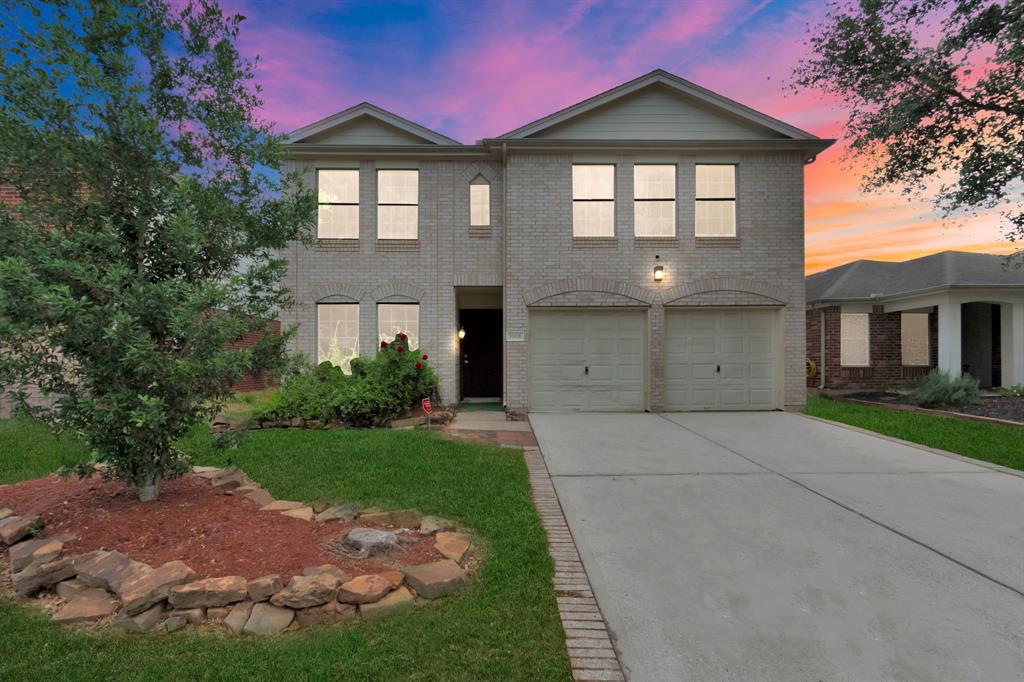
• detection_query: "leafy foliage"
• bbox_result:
[257,333,438,427]
[0,0,315,498]
[999,383,1024,397]
[913,369,982,407]
[792,1,1024,252]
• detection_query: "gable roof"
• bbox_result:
[285,102,460,145]
[498,69,819,141]
[806,251,1024,304]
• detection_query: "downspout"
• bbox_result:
[502,142,509,410]
[819,308,826,390]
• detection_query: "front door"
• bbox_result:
[460,309,502,399]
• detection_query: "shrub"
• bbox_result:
[1000,384,1024,398]
[254,333,438,426]
[912,369,982,407]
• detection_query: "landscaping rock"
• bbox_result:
[247,574,283,602]
[168,608,205,625]
[169,575,247,608]
[316,503,358,523]
[30,537,65,567]
[270,574,338,609]
[403,560,468,599]
[294,601,357,628]
[120,560,196,615]
[56,579,90,601]
[206,606,231,621]
[0,508,13,521]
[192,467,224,480]
[163,615,187,633]
[390,509,422,529]
[339,527,405,558]
[244,488,276,507]
[357,510,393,525]
[337,574,392,604]
[280,506,314,522]
[210,467,248,489]
[302,565,350,582]
[224,600,254,635]
[10,537,61,572]
[111,603,166,633]
[52,588,118,624]
[359,586,414,620]
[13,558,76,596]
[0,514,43,545]
[434,532,473,564]
[259,500,304,512]
[380,570,404,589]
[243,602,294,635]
[418,516,455,536]
[75,550,151,594]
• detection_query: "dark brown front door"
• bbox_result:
[460,309,502,399]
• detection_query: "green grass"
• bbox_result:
[0,419,571,681]
[805,395,1024,471]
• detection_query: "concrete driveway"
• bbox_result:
[530,411,1024,681]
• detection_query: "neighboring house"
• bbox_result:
[806,251,1024,390]
[281,69,833,413]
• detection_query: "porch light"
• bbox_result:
[457,327,466,340]
[653,265,665,282]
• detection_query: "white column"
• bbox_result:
[937,302,962,376]
[1001,303,1024,386]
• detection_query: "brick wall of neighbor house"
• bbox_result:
[228,319,282,393]
[280,158,503,405]
[812,305,939,390]
[503,151,808,412]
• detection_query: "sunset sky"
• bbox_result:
[224,0,1015,273]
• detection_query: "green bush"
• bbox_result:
[912,369,982,407]
[999,384,1024,397]
[254,333,438,426]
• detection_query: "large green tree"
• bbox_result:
[793,0,1024,252]
[0,0,314,499]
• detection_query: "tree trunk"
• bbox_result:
[138,473,161,501]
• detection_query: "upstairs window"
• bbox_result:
[695,164,736,237]
[840,313,870,367]
[378,303,420,350]
[377,170,418,239]
[317,169,359,239]
[317,303,359,372]
[572,164,614,237]
[634,164,676,237]
[470,177,490,226]
[901,313,930,366]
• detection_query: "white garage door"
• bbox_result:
[665,308,781,411]
[529,310,646,411]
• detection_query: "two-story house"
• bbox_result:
[281,70,833,414]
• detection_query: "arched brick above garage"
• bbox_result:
[661,277,788,306]
[522,277,657,307]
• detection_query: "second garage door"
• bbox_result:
[528,309,646,411]
[665,308,781,411]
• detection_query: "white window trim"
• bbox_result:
[633,164,676,238]
[695,163,737,238]
[470,180,490,227]
[316,169,359,239]
[377,302,421,350]
[572,164,615,237]
[317,302,359,372]
[376,169,419,240]
[840,313,871,367]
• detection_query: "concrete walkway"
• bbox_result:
[530,411,1024,681]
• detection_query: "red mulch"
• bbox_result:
[0,474,439,581]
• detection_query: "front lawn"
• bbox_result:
[0,419,571,681]
[805,395,1024,472]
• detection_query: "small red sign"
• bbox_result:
[421,397,433,414]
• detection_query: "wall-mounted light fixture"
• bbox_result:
[653,254,665,283]
[457,327,466,340]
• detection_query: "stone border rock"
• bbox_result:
[1,467,476,636]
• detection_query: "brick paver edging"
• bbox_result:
[523,447,627,681]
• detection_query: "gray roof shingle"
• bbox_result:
[806,251,1024,304]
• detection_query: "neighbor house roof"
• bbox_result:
[285,102,461,145]
[806,251,1024,305]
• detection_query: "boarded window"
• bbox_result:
[695,164,736,237]
[317,304,359,372]
[377,170,418,239]
[572,165,615,237]
[901,313,930,366]
[378,303,420,350]
[840,313,870,366]
[317,169,359,239]
[634,164,675,237]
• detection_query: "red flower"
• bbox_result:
[398,332,407,341]
[397,346,405,353]
[421,354,428,360]
[380,340,388,349]
[415,361,423,369]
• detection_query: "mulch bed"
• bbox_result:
[0,473,438,581]
[846,391,1024,425]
